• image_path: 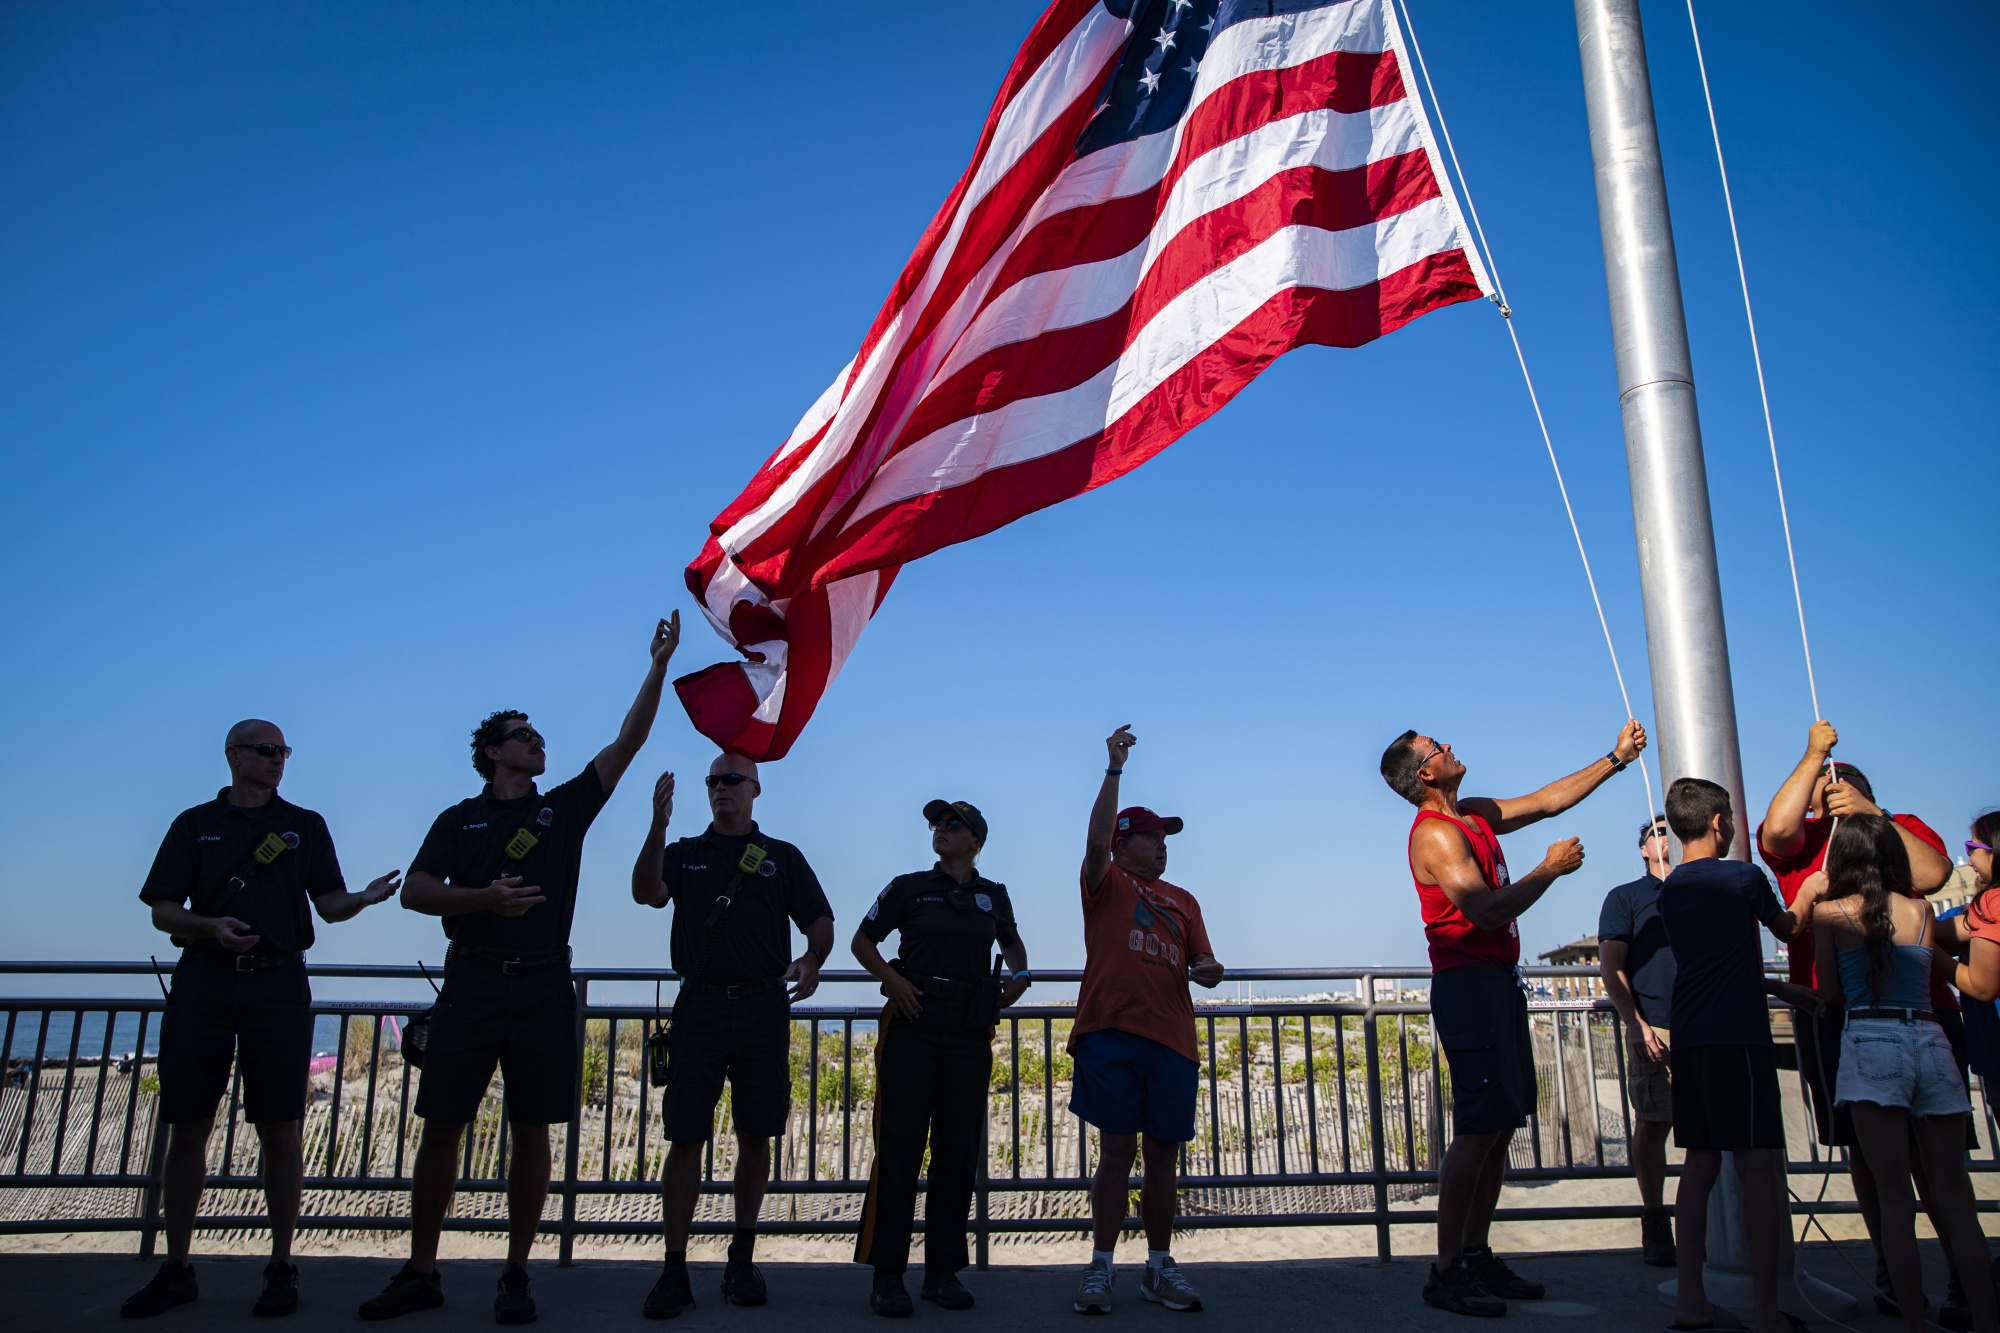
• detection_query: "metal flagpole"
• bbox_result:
[1570,0,1853,1319]
[1571,0,1745,857]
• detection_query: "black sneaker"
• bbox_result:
[1421,1258,1505,1318]
[253,1261,299,1317]
[643,1259,694,1320]
[921,1272,974,1310]
[871,1272,913,1318]
[721,1260,767,1307]
[1641,1208,1677,1268]
[493,1265,536,1325]
[122,1260,198,1318]
[358,1263,444,1321]
[1466,1246,1544,1300]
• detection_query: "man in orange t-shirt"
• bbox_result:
[1069,726,1224,1317]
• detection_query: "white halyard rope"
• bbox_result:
[1395,0,1659,824]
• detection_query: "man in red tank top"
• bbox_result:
[1380,720,1646,1317]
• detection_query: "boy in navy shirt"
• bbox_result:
[1658,778,1821,1333]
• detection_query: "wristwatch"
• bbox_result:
[808,947,828,967]
[1011,970,1034,985]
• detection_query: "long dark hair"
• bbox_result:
[1823,814,1914,1002]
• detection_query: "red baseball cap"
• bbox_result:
[1115,806,1183,838]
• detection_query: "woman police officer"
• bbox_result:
[852,800,1031,1317]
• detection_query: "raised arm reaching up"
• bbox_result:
[1460,720,1646,835]
[591,613,680,794]
[1082,725,1134,892]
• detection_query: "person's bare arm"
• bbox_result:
[1762,721,1836,861]
[400,871,545,918]
[852,927,922,1019]
[590,614,680,796]
[1082,726,1133,891]
[785,916,835,1002]
[1413,820,1583,930]
[1763,869,1823,944]
[998,936,1031,1007]
[1819,780,1954,894]
[1811,906,1845,1009]
[1463,721,1645,835]
[148,900,260,953]
[1599,939,1662,1062]
[632,773,675,907]
[1947,938,2000,1003]
[313,872,402,924]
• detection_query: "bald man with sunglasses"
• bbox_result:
[631,751,835,1318]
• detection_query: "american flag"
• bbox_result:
[677,0,1492,759]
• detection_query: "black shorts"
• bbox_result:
[662,985,792,1144]
[1672,1043,1785,1150]
[414,959,577,1125]
[158,953,314,1127]
[1431,965,1537,1135]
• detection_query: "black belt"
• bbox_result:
[898,970,980,1002]
[1849,1006,1936,1023]
[185,949,302,972]
[682,976,781,999]
[449,943,572,975]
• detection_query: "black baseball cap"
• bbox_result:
[923,799,988,844]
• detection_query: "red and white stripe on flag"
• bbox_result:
[676,0,1492,760]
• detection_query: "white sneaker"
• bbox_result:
[1139,1257,1202,1312]
[1073,1258,1114,1315]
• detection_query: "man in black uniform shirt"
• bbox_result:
[629,750,835,1318]
[851,800,1031,1317]
[123,719,400,1320]
[360,615,679,1325]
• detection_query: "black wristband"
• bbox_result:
[1106,768,1123,776]
[1605,752,1627,774]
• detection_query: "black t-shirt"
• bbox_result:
[139,790,346,955]
[1598,872,1676,1029]
[860,866,1021,986]
[1659,857,1787,1048]
[657,824,833,984]
[410,762,610,954]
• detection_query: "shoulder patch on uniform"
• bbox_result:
[865,899,880,920]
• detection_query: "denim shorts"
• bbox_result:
[1836,1016,1970,1118]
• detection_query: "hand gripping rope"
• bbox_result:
[1392,0,1659,828]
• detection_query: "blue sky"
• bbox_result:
[2,0,1993,997]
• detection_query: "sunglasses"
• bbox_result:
[705,772,753,790]
[231,742,292,759]
[504,727,544,747]
[931,816,970,833]
[1971,841,1994,855]
[1643,826,1669,842]
[1415,741,1444,769]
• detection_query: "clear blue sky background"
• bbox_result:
[3,0,1993,994]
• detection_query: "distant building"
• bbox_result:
[1536,936,1603,1002]
[1933,862,1984,916]
[1538,936,1600,967]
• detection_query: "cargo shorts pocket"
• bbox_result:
[1438,1026,1496,1089]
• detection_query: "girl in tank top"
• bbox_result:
[1811,814,1994,1333]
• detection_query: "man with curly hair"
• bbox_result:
[360,615,680,1325]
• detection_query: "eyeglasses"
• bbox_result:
[230,742,292,759]
[1643,826,1669,843]
[1971,841,1994,855]
[705,772,753,790]
[504,727,543,747]
[1415,741,1444,769]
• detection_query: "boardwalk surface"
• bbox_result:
[0,1241,1961,1332]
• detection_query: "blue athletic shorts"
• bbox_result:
[1069,1028,1199,1143]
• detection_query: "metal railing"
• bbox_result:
[4,961,1995,1265]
